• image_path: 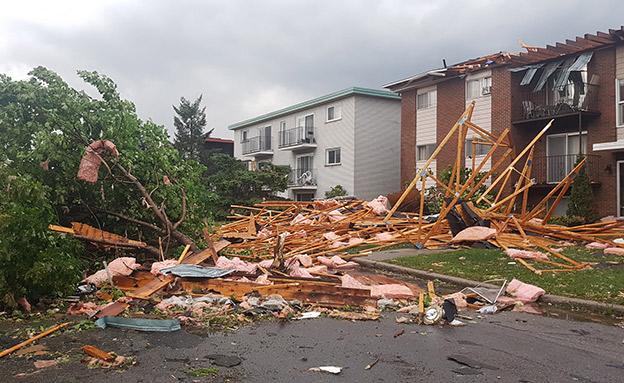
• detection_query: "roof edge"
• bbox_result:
[228,87,400,130]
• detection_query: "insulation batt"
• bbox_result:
[83,257,140,286]
[77,140,119,183]
[450,226,497,243]
[604,247,624,255]
[216,256,258,274]
[585,242,609,249]
[150,259,179,275]
[506,278,545,303]
[367,195,390,215]
[506,248,548,261]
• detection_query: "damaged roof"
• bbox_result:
[385,26,624,92]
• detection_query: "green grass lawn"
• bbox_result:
[387,246,624,307]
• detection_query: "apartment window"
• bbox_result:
[295,193,315,202]
[327,106,341,122]
[465,137,490,157]
[416,144,436,161]
[279,121,286,131]
[546,132,587,183]
[241,130,248,142]
[618,79,624,127]
[417,90,437,109]
[466,76,492,99]
[326,147,341,165]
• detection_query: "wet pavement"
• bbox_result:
[2,309,623,383]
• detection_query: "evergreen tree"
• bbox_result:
[566,156,598,224]
[173,95,213,160]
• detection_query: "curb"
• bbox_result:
[354,258,624,316]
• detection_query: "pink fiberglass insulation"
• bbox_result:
[327,210,345,222]
[506,278,545,303]
[323,232,340,241]
[216,256,257,274]
[83,257,140,286]
[306,265,328,274]
[374,232,395,241]
[290,214,312,225]
[289,263,316,278]
[367,195,390,215]
[348,237,364,246]
[450,226,497,243]
[604,247,624,255]
[150,259,179,275]
[317,255,359,270]
[506,248,548,261]
[586,242,609,249]
[77,140,119,183]
[340,274,413,299]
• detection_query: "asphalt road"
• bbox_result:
[4,310,623,383]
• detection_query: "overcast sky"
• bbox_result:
[2,0,623,140]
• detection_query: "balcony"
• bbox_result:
[289,168,317,189]
[512,82,599,123]
[529,154,600,185]
[242,135,272,156]
[279,126,317,151]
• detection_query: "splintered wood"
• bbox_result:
[219,102,624,275]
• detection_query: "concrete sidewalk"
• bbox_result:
[356,248,624,316]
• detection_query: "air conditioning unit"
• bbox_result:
[482,86,492,95]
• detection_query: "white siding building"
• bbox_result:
[228,87,401,201]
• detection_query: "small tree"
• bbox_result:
[173,95,213,161]
[566,156,598,224]
[325,185,348,199]
[0,167,85,309]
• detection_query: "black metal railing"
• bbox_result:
[242,135,271,155]
[289,168,317,186]
[513,82,599,121]
[279,126,316,148]
[530,154,600,184]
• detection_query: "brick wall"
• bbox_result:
[588,46,617,216]
[436,78,465,176]
[400,89,417,187]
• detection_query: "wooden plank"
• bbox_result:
[0,322,70,358]
[81,345,115,362]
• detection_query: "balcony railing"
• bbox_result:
[242,135,272,155]
[512,82,599,122]
[289,168,317,187]
[530,154,600,184]
[279,126,316,149]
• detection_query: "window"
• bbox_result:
[327,106,341,122]
[417,90,437,109]
[241,130,248,142]
[295,193,315,202]
[546,132,587,183]
[618,79,624,127]
[326,147,341,165]
[466,76,492,99]
[465,137,490,157]
[416,144,436,161]
[279,121,286,131]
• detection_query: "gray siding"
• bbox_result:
[353,95,401,199]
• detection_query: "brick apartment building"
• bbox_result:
[385,26,624,217]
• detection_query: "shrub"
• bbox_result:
[325,185,348,199]
[0,166,84,310]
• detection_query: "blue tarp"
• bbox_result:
[159,264,235,278]
[95,316,181,332]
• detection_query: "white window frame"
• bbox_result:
[617,78,624,127]
[545,131,587,184]
[326,106,342,122]
[466,76,492,99]
[326,147,341,166]
[416,144,436,161]
[465,137,490,158]
[241,130,248,142]
[417,90,437,109]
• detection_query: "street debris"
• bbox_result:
[309,366,342,374]
[95,316,181,332]
[0,322,70,359]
